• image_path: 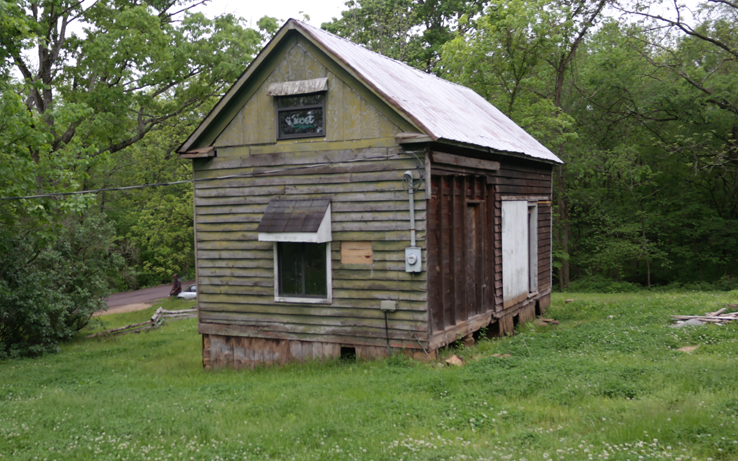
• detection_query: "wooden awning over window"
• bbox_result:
[257,198,331,243]
[266,77,329,96]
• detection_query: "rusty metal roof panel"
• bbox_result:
[297,21,562,164]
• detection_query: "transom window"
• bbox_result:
[277,93,325,139]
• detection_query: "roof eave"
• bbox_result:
[432,138,564,165]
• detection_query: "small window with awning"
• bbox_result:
[257,199,332,303]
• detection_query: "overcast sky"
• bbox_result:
[192,0,349,29]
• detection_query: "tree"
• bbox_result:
[440,0,609,288]
[323,0,487,72]
[0,1,278,354]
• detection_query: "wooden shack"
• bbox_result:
[178,19,563,369]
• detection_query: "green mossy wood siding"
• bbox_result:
[215,40,402,147]
[194,39,428,349]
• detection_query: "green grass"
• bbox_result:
[1,292,738,460]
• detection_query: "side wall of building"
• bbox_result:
[426,151,553,349]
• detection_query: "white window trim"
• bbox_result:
[272,242,333,304]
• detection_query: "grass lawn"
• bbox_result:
[1,292,738,460]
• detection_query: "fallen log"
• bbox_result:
[87,320,152,338]
[671,315,738,322]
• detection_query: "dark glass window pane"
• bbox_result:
[278,242,327,298]
[304,243,327,296]
[277,94,323,108]
[279,108,324,137]
[279,242,302,296]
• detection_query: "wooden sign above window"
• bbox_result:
[269,78,328,140]
[266,78,329,96]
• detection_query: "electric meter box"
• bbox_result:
[405,247,422,273]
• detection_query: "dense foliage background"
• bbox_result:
[325,0,738,290]
[1,0,736,355]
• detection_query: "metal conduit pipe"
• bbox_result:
[404,170,416,247]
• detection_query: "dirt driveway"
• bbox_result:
[97,280,195,316]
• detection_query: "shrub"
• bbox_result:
[0,214,123,358]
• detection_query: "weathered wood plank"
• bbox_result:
[200,311,426,332]
[199,317,427,340]
[211,159,416,180]
[196,210,427,225]
[196,201,427,217]
[199,289,427,305]
[495,184,551,195]
[432,152,500,171]
[196,168,423,190]
[195,264,270,276]
[199,322,424,350]
[332,268,423,282]
[198,301,427,320]
[198,250,272,259]
[198,284,427,307]
[197,240,273,251]
[196,185,285,198]
[331,230,427,241]
[199,267,274,279]
[195,191,420,207]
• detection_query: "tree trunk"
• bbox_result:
[555,165,570,289]
[640,218,650,288]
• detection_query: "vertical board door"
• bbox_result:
[427,175,493,334]
[502,200,529,308]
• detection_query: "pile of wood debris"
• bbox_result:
[88,307,196,338]
[671,304,738,326]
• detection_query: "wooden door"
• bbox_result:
[428,175,494,334]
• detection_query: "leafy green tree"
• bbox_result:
[440,0,608,288]
[0,1,278,353]
[323,0,487,72]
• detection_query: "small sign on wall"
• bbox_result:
[341,241,373,264]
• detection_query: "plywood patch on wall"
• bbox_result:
[341,241,373,264]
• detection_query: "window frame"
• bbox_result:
[273,241,332,304]
[276,93,326,140]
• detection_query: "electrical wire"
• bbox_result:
[400,150,426,192]
[0,153,400,201]
[1,148,430,201]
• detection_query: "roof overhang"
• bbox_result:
[257,199,332,243]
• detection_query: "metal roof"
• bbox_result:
[295,20,562,163]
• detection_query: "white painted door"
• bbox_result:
[502,201,529,307]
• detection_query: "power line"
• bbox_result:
[0,152,422,201]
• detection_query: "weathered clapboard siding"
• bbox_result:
[199,324,424,351]
[214,39,401,148]
[194,141,429,348]
[491,157,554,313]
[426,151,554,348]
[538,203,553,293]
